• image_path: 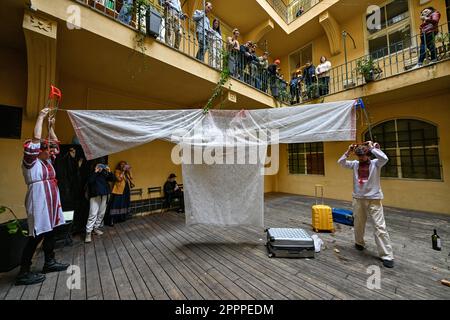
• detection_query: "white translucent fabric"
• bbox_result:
[67,100,357,227]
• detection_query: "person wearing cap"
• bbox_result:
[338,141,395,268]
[17,107,69,286]
[163,173,185,213]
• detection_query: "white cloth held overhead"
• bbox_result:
[68,100,358,227]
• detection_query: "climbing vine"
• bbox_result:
[203,49,231,114]
[133,0,151,55]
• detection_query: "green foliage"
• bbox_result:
[0,206,28,236]
[435,32,450,44]
[355,57,382,78]
[203,50,231,113]
[134,0,151,55]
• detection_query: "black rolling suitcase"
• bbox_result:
[266,228,315,258]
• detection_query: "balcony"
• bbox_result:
[286,23,450,105]
[265,0,322,24]
[71,0,290,105]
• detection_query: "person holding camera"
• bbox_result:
[107,161,134,226]
[338,141,394,268]
[85,161,115,243]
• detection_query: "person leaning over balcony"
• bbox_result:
[415,7,441,68]
[302,60,316,99]
[118,0,133,25]
[85,161,115,243]
[227,28,241,77]
[268,59,281,98]
[258,51,269,93]
[316,56,331,96]
[289,72,301,105]
[193,1,213,62]
[16,108,69,286]
[210,18,223,69]
[163,0,187,50]
[295,6,304,17]
[338,141,395,268]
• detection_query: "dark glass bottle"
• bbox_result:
[432,229,441,251]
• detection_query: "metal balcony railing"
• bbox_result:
[73,0,291,104]
[324,22,450,97]
[72,1,450,106]
[265,0,322,24]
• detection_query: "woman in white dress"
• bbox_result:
[210,18,223,69]
[16,108,69,286]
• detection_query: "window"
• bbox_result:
[289,44,313,76]
[0,105,22,139]
[288,142,324,175]
[446,0,450,25]
[366,0,411,59]
[364,119,441,180]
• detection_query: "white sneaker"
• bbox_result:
[85,233,92,243]
[410,64,422,70]
[93,229,104,236]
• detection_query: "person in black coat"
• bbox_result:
[163,173,185,213]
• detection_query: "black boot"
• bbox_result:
[42,258,70,274]
[15,266,46,286]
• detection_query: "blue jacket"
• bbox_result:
[87,170,115,198]
[303,65,316,85]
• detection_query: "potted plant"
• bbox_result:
[0,206,29,273]
[356,57,382,83]
[435,32,450,56]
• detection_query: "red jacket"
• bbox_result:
[420,11,441,34]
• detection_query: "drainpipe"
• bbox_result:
[203,0,206,59]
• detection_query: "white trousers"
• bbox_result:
[86,195,108,233]
[353,198,394,260]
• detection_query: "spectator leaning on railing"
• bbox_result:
[163,0,187,50]
[210,18,222,69]
[258,51,269,92]
[118,0,133,25]
[302,60,316,99]
[414,7,441,69]
[316,56,331,96]
[227,28,241,77]
[268,59,281,98]
[193,2,213,62]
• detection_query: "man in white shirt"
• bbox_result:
[164,0,186,49]
[338,141,394,268]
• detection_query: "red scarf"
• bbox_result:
[358,160,370,185]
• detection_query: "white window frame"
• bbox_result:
[364,0,416,59]
[288,42,313,78]
[287,142,325,176]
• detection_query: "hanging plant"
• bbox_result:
[133,0,151,55]
[203,49,232,113]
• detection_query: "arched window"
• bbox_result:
[365,119,441,180]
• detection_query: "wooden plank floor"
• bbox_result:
[1,193,449,300]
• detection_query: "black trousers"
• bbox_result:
[318,76,330,96]
[166,190,185,211]
[20,230,56,271]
